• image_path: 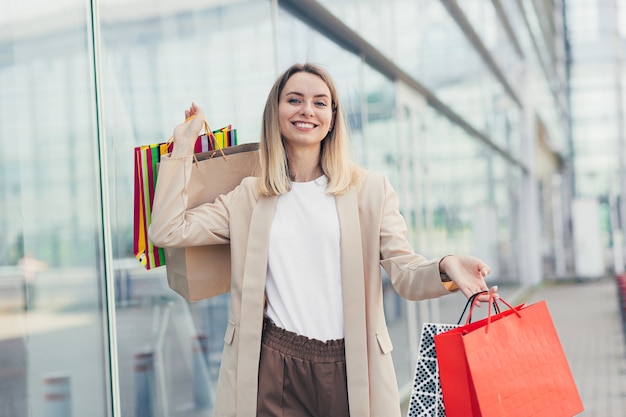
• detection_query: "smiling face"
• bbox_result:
[278,71,334,154]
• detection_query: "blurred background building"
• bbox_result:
[0,0,622,416]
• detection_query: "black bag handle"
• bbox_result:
[456,290,501,325]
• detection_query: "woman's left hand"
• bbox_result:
[439,254,498,306]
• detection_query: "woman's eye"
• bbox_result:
[288,98,300,104]
[315,101,327,107]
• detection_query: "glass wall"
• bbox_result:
[0,1,110,417]
[0,0,569,416]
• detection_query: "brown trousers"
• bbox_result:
[256,318,350,417]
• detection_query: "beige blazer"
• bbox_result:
[150,154,455,417]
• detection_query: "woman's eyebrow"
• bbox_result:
[284,91,330,99]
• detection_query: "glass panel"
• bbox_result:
[567,0,600,42]
[98,0,275,415]
[571,89,618,120]
[500,0,537,66]
[315,0,391,51]
[404,0,511,154]
[572,120,617,143]
[0,1,109,417]
[567,0,616,42]
[360,68,398,180]
[575,155,617,197]
[568,0,620,209]
[456,0,523,94]
[570,65,615,87]
[423,107,521,284]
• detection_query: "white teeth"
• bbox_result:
[295,122,315,128]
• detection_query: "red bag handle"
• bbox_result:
[486,293,522,333]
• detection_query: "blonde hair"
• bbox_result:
[258,63,361,196]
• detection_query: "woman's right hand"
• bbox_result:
[170,102,206,157]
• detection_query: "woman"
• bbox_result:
[149,63,496,417]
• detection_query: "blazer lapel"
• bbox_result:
[336,186,371,416]
[236,194,277,416]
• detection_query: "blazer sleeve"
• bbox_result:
[149,154,234,248]
[378,176,458,300]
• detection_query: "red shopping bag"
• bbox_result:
[435,295,584,417]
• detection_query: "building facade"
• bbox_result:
[566,0,625,277]
[0,0,578,416]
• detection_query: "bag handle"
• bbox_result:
[456,290,501,325]
[167,116,227,166]
[200,119,227,162]
[485,293,522,333]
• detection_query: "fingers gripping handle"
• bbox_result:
[167,116,227,166]
[457,290,515,325]
[457,291,497,325]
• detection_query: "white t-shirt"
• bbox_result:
[264,175,344,341]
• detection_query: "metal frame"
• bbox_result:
[87,1,121,416]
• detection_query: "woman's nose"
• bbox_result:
[300,101,314,117]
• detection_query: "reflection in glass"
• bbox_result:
[0,1,108,417]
